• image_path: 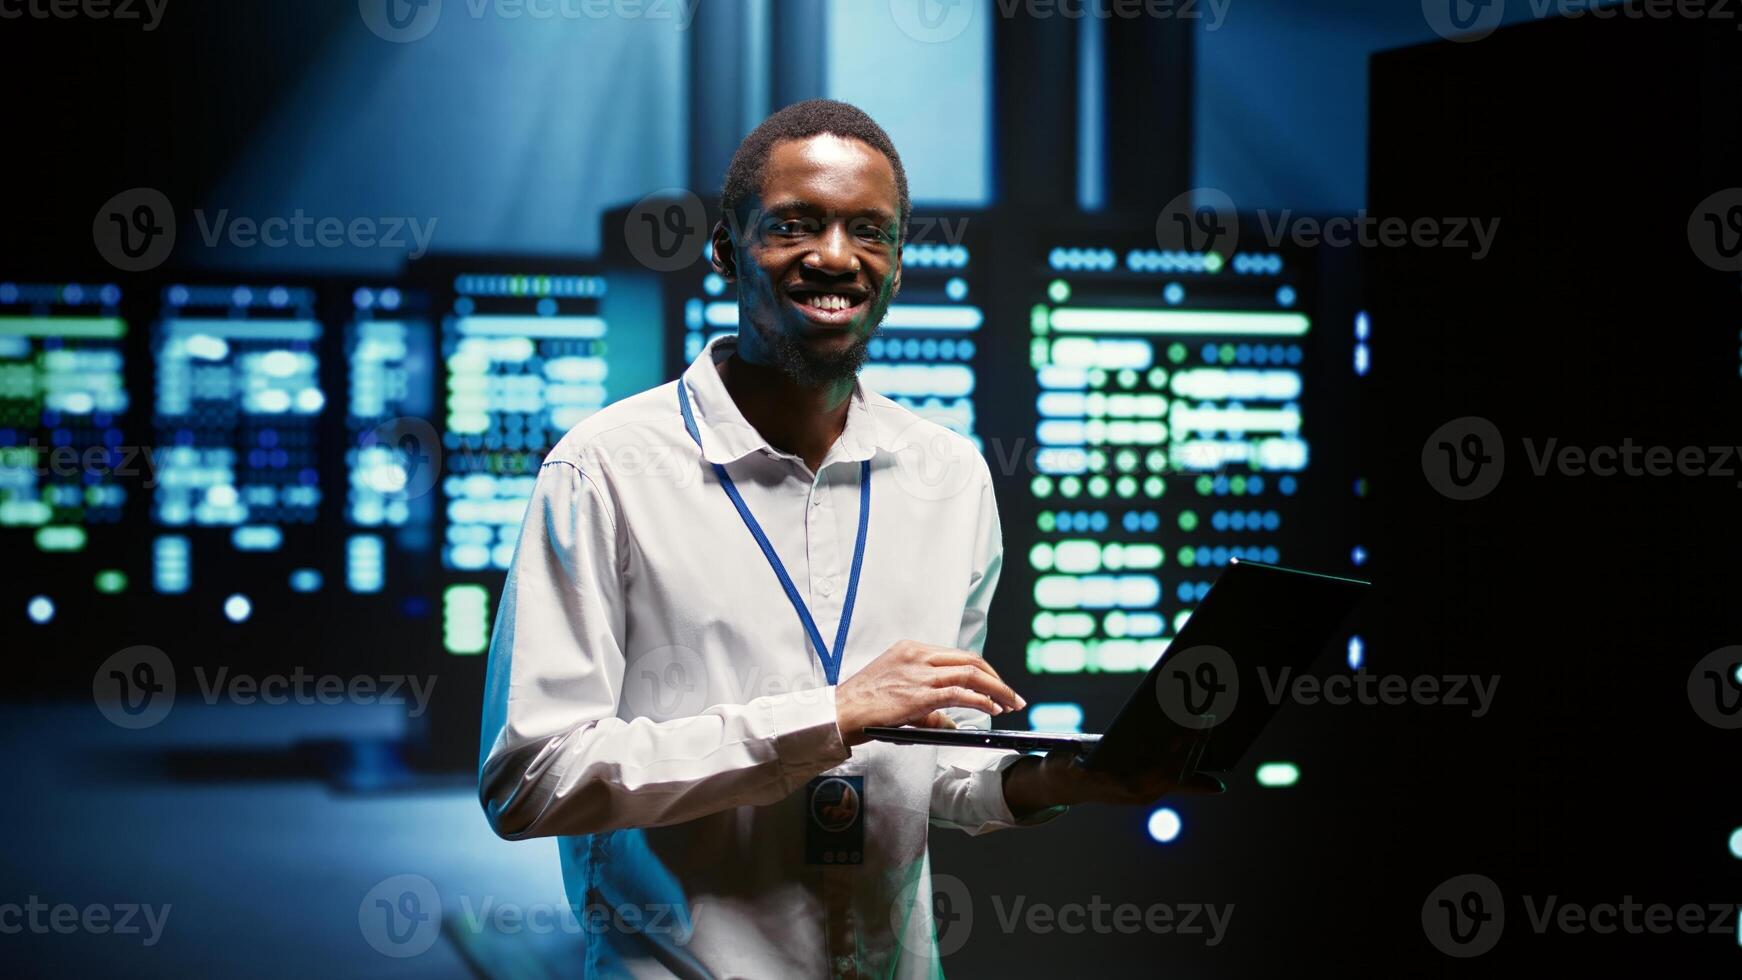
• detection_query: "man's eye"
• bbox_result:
[772,219,814,235]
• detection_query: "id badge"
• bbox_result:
[804,768,865,866]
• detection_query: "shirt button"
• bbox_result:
[817,578,835,597]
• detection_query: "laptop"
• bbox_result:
[865,558,1370,778]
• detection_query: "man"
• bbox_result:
[479,99,1219,978]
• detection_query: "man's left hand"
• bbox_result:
[1001,733,1225,817]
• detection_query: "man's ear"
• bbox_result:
[709,219,737,280]
[891,243,903,297]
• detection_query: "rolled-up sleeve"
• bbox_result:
[929,462,1069,835]
[478,455,851,841]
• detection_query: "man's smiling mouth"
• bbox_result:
[787,285,869,325]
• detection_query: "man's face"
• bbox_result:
[713,133,902,385]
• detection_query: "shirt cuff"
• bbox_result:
[768,685,851,787]
[985,752,1071,829]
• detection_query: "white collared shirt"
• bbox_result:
[479,332,1061,978]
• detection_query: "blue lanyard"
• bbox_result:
[677,380,870,686]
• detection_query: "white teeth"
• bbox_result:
[801,293,854,311]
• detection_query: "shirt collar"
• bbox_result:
[679,332,887,467]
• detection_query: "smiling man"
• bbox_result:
[478,99,1217,979]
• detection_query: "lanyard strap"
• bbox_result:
[678,379,870,686]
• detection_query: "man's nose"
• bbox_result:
[803,224,860,275]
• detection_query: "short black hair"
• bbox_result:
[720,99,911,241]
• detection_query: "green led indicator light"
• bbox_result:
[1047,279,1071,304]
[1036,510,1056,532]
[94,570,128,594]
[1178,510,1198,531]
[1029,542,1055,571]
[35,526,87,552]
[1256,762,1299,787]
[1031,475,1054,499]
[1203,252,1224,274]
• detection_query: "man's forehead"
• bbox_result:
[758,134,898,214]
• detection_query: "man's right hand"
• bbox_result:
[834,640,1027,746]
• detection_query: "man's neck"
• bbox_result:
[715,351,853,475]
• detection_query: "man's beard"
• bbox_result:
[759,317,882,386]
